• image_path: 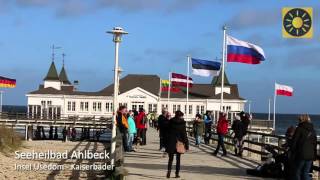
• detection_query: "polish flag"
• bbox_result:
[275,83,293,96]
[171,73,193,87]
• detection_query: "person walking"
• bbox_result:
[116,106,129,152]
[136,108,147,146]
[231,115,245,156]
[127,110,137,152]
[166,110,189,178]
[240,111,251,135]
[204,111,213,144]
[193,114,205,147]
[157,108,170,151]
[213,112,228,156]
[289,114,317,180]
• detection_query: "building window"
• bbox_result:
[200,105,205,114]
[184,105,187,114]
[196,105,200,114]
[98,102,102,112]
[85,102,89,111]
[110,103,113,112]
[72,102,76,111]
[93,102,97,111]
[189,105,192,115]
[80,102,84,111]
[153,104,158,113]
[173,105,177,113]
[177,105,181,111]
[161,104,168,111]
[106,103,110,112]
[67,101,72,111]
[47,101,52,106]
[148,104,152,113]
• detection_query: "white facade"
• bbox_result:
[27,86,246,120]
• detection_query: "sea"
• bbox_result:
[2,106,320,136]
[253,113,320,135]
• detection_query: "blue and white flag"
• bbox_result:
[191,58,221,77]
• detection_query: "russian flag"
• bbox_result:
[227,35,265,64]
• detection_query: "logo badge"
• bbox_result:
[282,7,313,38]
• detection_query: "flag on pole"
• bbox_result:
[171,73,193,87]
[227,35,266,64]
[0,76,16,88]
[161,80,180,92]
[191,58,221,77]
[275,83,293,96]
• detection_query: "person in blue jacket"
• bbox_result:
[127,110,137,152]
[204,111,213,144]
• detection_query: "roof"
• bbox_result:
[160,84,244,100]
[28,74,244,100]
[211,70,230,86]
[44,61,60,81]
[59,66,71,85]
[99,74,161,96]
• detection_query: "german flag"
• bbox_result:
[0,76,16,88]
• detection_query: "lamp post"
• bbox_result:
[107,27,128,167]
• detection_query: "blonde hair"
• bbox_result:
[299,114,311,123]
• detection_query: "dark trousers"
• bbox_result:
[204,125,212,144]
[168,153,181,175]
[137,128,147,145]
[214,134,227,155]
[293,160,312,180]
[121,131,129,152]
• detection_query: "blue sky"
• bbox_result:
[0,0,319,114]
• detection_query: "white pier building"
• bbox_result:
[26,61,246,120]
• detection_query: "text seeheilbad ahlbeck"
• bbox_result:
[15,150,110,160]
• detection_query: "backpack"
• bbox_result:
[141,115,148,125]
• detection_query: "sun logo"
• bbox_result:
[282,7,313,38]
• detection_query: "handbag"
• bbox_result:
[176,140,186,154]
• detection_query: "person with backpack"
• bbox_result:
[289,114,317,180]
[231,115,245,156]
[213,112,228,156]
[193,114,205,147]
[204,111,213,144]
[136,108,147,145]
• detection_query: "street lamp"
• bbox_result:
[107,27,128,167]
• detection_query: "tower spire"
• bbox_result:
[51,44,61,62]
[62,53,66,66]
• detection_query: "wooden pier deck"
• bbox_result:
[124,128,268,180]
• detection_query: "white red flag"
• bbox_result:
[275,83,293,96]
[171,73,193,87]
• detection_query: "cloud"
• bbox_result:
[4,0,246,17]
[226,9,280,30]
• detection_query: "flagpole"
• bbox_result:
[186,55,191,120]
[0,90,3,113]
[268,98,271,121]
[220,25,227,112]
[168,72,171,113]
[273,82,277,132]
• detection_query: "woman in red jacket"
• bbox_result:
[213,112,228,156]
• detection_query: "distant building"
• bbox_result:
[26,61,246,120]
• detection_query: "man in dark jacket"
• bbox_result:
[204,111,213,144]
[290,114,317,180]
[166,110,189,178]
[232,115,245,156]
[116,106,129,152]
[194,114,205,147]
[157,108,169,150]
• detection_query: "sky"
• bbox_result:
[0,0,320,114]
